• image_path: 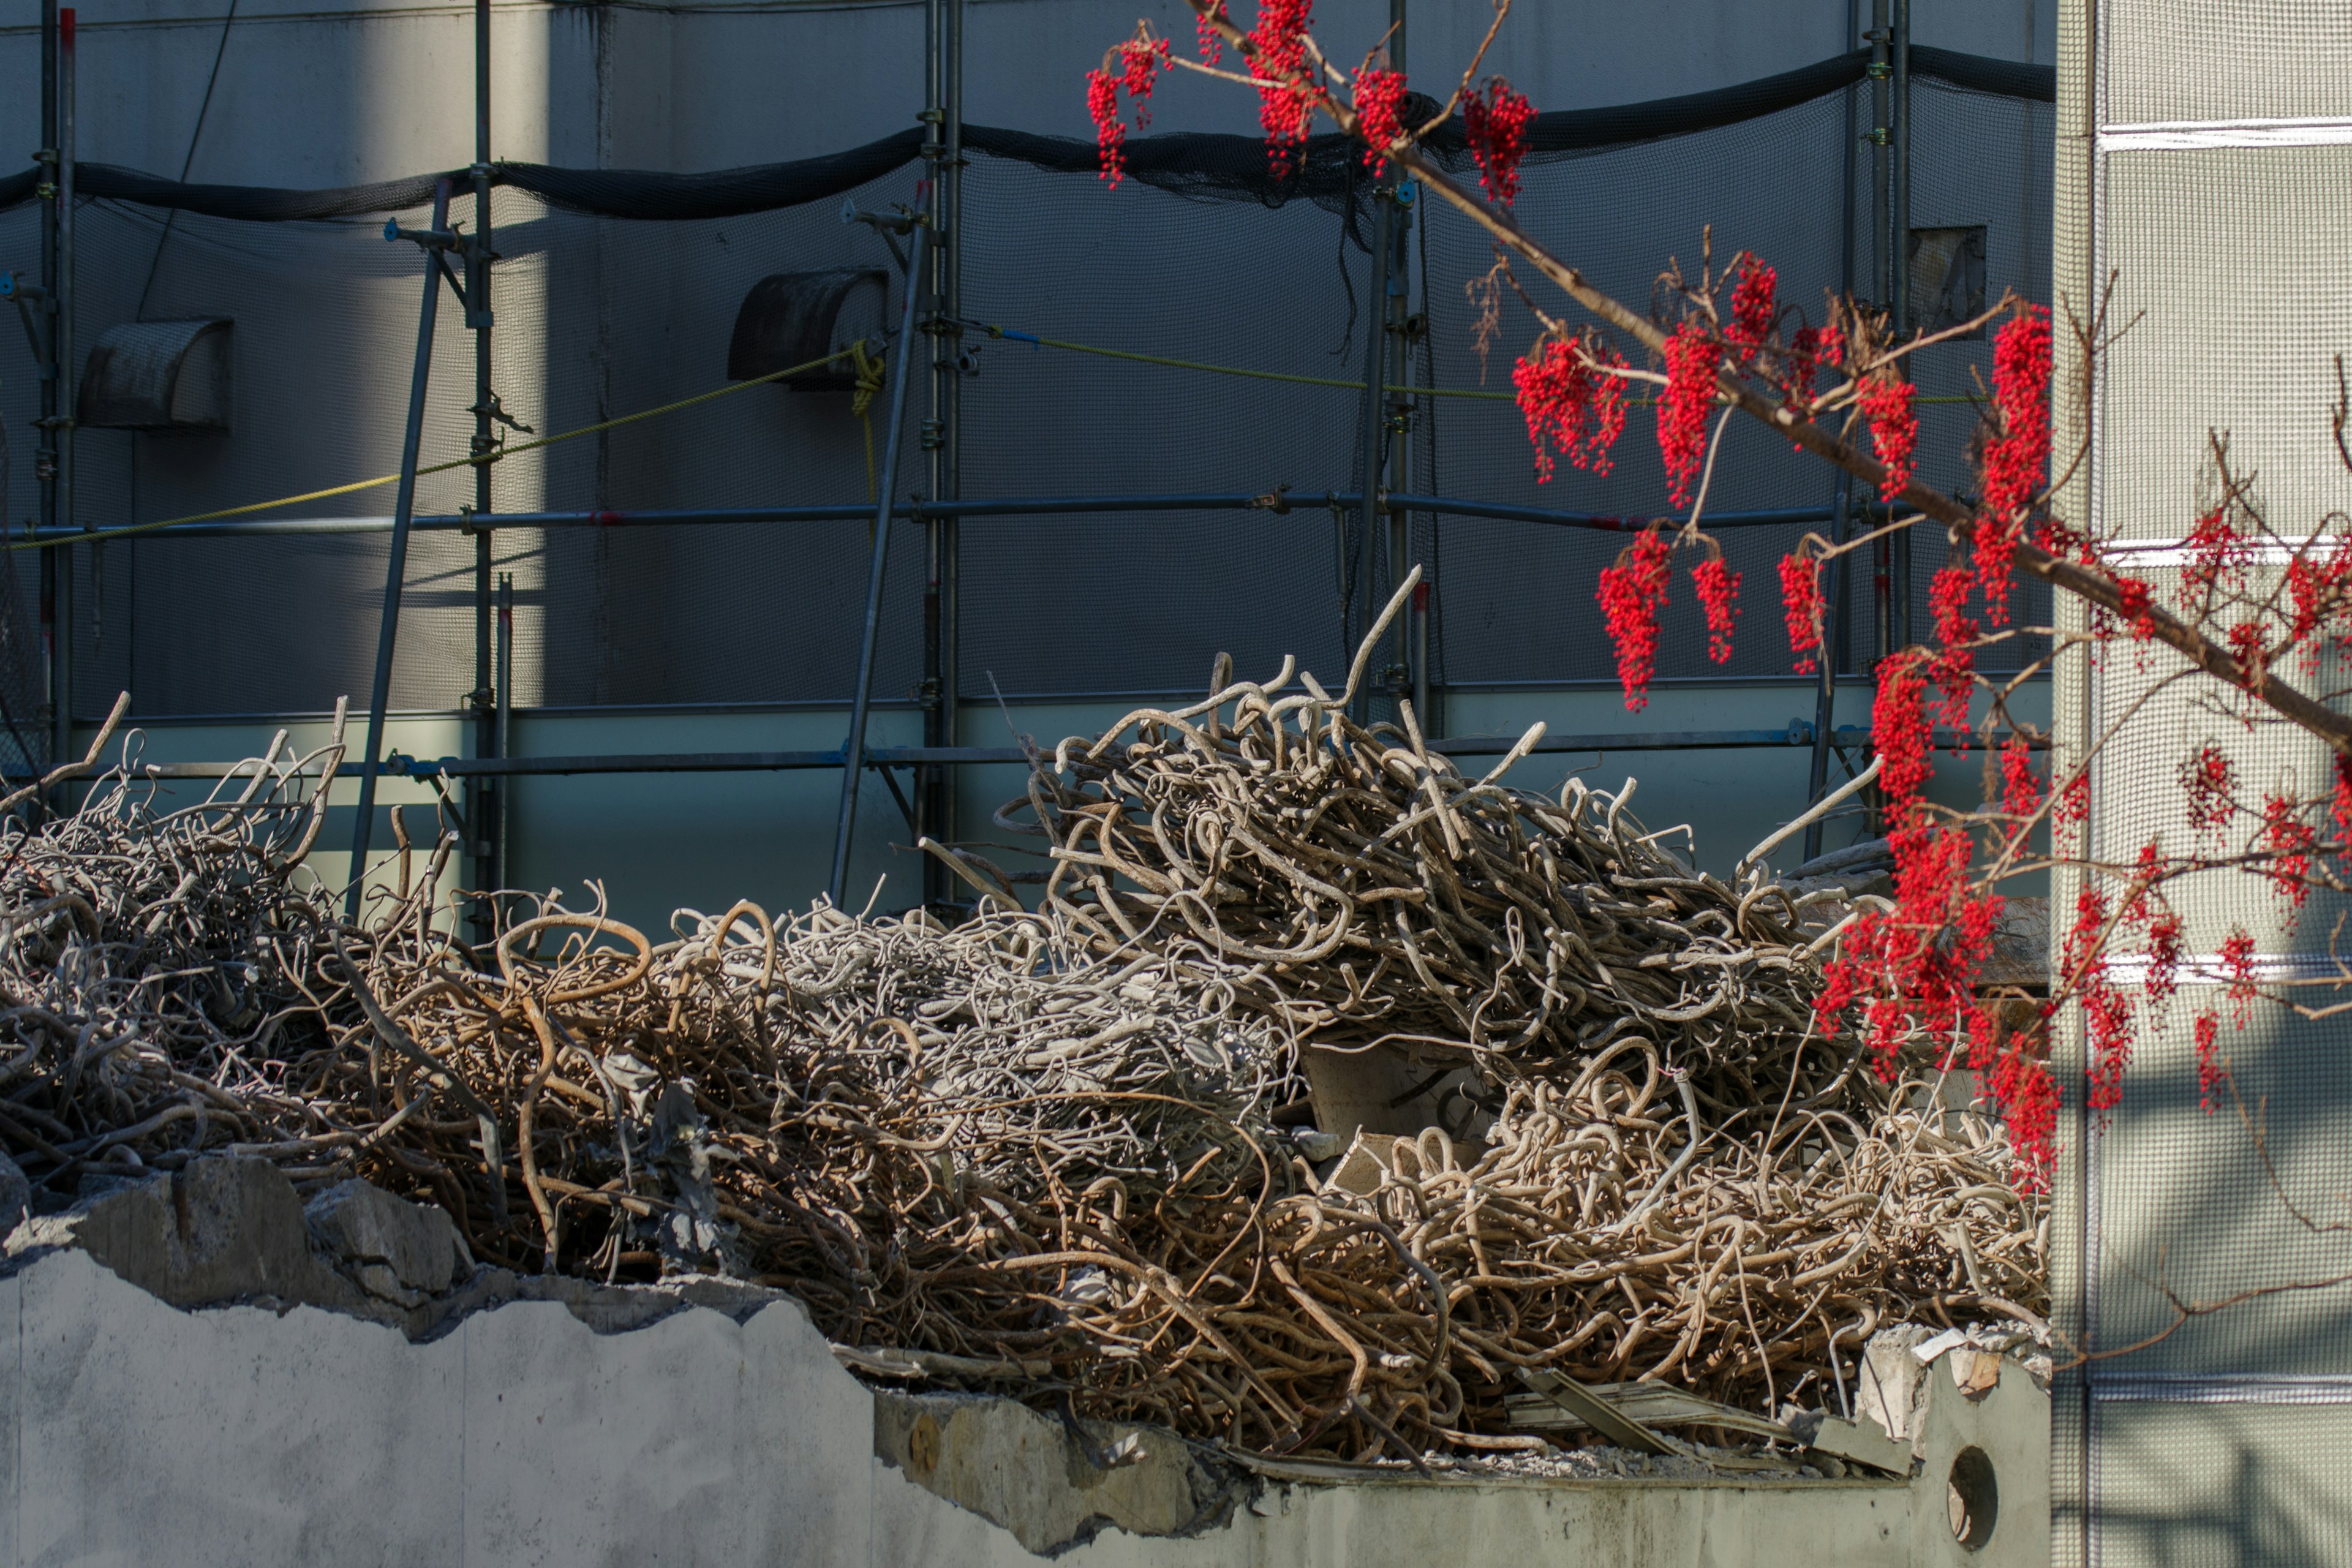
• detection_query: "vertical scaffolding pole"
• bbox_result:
[1803,0,1867,864]
[1868,0,1891,669]
[1890,0,1912,653]
[828,209,930,908]
[918,0,962,911]
[468,0,500,927]
[347,179,454,922]
[496,572,513,903]
[34,0,58,774]
[1383,0,1415,725]
[50,7,76,783]
[1351,177,1393,725]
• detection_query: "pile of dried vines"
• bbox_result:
[965,573,1858,1142]
[0,663,2046,1461]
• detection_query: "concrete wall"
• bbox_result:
[0,1158,2049,1567]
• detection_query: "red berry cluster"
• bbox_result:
[1462,78,1534,207]
[2115,575,2155,638]
[1087,70,1127,187]
[2335,752,2352,846]
[1692,557,1741,665]
[2220,927,2261,1028]
[1123,36,1171,108]
[1511,334,1627,482]
[1812,647,2055,1185]
[1596,528,1673,711]
[1351,67,1407,172]
[2284,530,2352,671]
[1194,0,1228,65]
[2180,743,2235,840]
[1973,308,2052,619]
[1781,323,1843,424]
[1248,0,1316,178]
[1999,736,2041,820]
[1657,322,1717,507]
[1725,258,1777,361]
[1857,374,1917,501]
[1086,37,1170,189]
[1776,551,1824,674]
[2258,793,2318,914]
[2181,503,2246,607]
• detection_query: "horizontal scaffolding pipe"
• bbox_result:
[118,723,2025,780]
[27,495,1858,545]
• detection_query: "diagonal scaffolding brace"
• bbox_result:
[345,176,455,922]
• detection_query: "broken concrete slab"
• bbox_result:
[305,1177,470,1306]
[6,1155,365,1313]
[875,1389,1237,1555]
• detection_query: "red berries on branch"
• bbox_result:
[1087,34,1170,189]
[1693,556,1741,665]
[1972,307,2052,620]
[2181,744,2235,840]
[1596,529,1673,710]
[1194,0,1228,64]
[1512,334,1627,482]
[1247,0,1316,178]
[1858,374,1917,500]
[1351,67,1406,172]
[1463,78,1534,206]
[1657,322,1717,507]
[2258,793,2318,913]
[1999,737,2041,821]
[1087,70,1127,187]
[1777,551,1825,674]
[1725,258,1777,364]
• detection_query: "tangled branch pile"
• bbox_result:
[991,631,1844,1134]
[0,640,2045,1461]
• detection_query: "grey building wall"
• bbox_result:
[0,0,2052,927]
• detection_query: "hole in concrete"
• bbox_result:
[1946,1445,1997,1551]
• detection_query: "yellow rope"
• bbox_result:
[13,323,1985,557]
[848,338,887,505]
[7,344,863,554]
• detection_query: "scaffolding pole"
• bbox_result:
[346,178,455,922]
[26,497,1863,545]
[127,722,2032,783]
[827,197,930,908]
[1351,175,1392,727]
[918,0,963,910]
[1803,0,1869,864]
[467,0,500,932]
[29,0,59,779]
[50,6,77,788]
[1890,0,1913,654]
[1382,0,1415,726]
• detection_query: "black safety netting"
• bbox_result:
[0,51,2052,721]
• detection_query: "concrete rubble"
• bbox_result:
[0,1153,2048,1565]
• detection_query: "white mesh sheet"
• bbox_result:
[2103,0,2352,127]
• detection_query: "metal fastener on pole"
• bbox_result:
[828,195,931,908]
[347,178,454,922]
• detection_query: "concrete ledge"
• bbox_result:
[0,1158,2048,1565]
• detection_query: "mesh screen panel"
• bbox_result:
[2097,146,2352,546]
[2096,1002,2352,1378]
[2092,1401,2352,1565]
[2079,31,2352,1566]
[2103,0,2352,127]
[0,79,2051,719]
[2091,581,2352,958]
